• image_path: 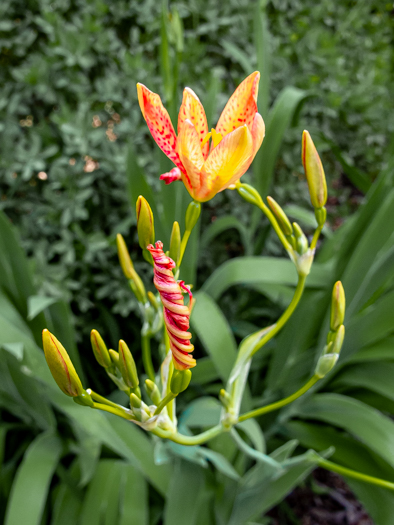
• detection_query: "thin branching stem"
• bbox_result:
[318,458,394,492]
[238,375,319,422]
[153,424,224,445]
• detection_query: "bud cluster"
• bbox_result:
[315,281,346,378]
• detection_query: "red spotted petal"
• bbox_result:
[137,83,185,173]
[215,72,260,137]
[178,88,209,160]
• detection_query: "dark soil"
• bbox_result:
[268,468,374,525]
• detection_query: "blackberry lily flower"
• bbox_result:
[147,241,196,370]
[137,72,265,202]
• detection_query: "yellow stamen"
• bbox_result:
[211,128,223,148]
[201,131,212,149]
[200,129,223,151]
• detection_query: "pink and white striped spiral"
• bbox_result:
[147,241,196,370]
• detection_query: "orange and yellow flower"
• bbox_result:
[137,72,265,202]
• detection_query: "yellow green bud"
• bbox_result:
[145,379,161,405]
[185,201,201,231]
[116,233,147,303]
[332,325,345,355]
[109,349,120,367]
[90,329,111,368]
[118,340,139,389]
[302,130,327,209]
[42,329,83,397]
[170,369,192,394]
[315,207,327,228]
[330,281,346,331]
[116,233,135,280]
[267,196,293,236]
[315,353,338,379]
[130,392,141,409]
[293,222,309,255]
[219,388,231,409]
[136,195,155,250]
[169,221,181,265]
[236,183,263,207]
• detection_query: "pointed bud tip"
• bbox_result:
[301,130,327,209]
[42,329,83,397]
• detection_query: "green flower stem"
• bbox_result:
[92,402,133,420]
[310,224,323,250]
[153,424,224,445]
[236,183,293,255]
[251,274,306,357]
[88,389,127,410]
[256,199,294,255]
[178,229,191,268]
[318,458,394,492]
[154,392,176,415]
[238,374,319,422]
[141,329,155,382]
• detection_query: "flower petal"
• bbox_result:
[178,88,209,160]
[215,72,260,137]
[200,124,254,201]
[251,112,265,156]
[177,119,205,198]
[137,83,184,172]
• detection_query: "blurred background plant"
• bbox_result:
[1,0,394,524]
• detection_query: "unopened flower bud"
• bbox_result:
[170,369,192,394]
[118,340,139,389]
[116,234,147,303]
[330,281,346,331]
[169,221,181,265]
[331,325,345,355]
[315,353,338,378]
[267,196,293,236]
[130,393,150,422]
[185,201,201,231]
[302,130,327,209]
[109,349,120,367]
[293,222,309,255]
[130,392,141,409]
[219,388,232,409]
[145,379,161,405]
[136,196,155,249]
[42,329,83,397]
[90,329,111,368]
[116,233,135,280]
[236,183,263,207]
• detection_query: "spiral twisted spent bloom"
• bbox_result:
[147,241,196,370]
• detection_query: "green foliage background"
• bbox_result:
[1,0,394,523]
